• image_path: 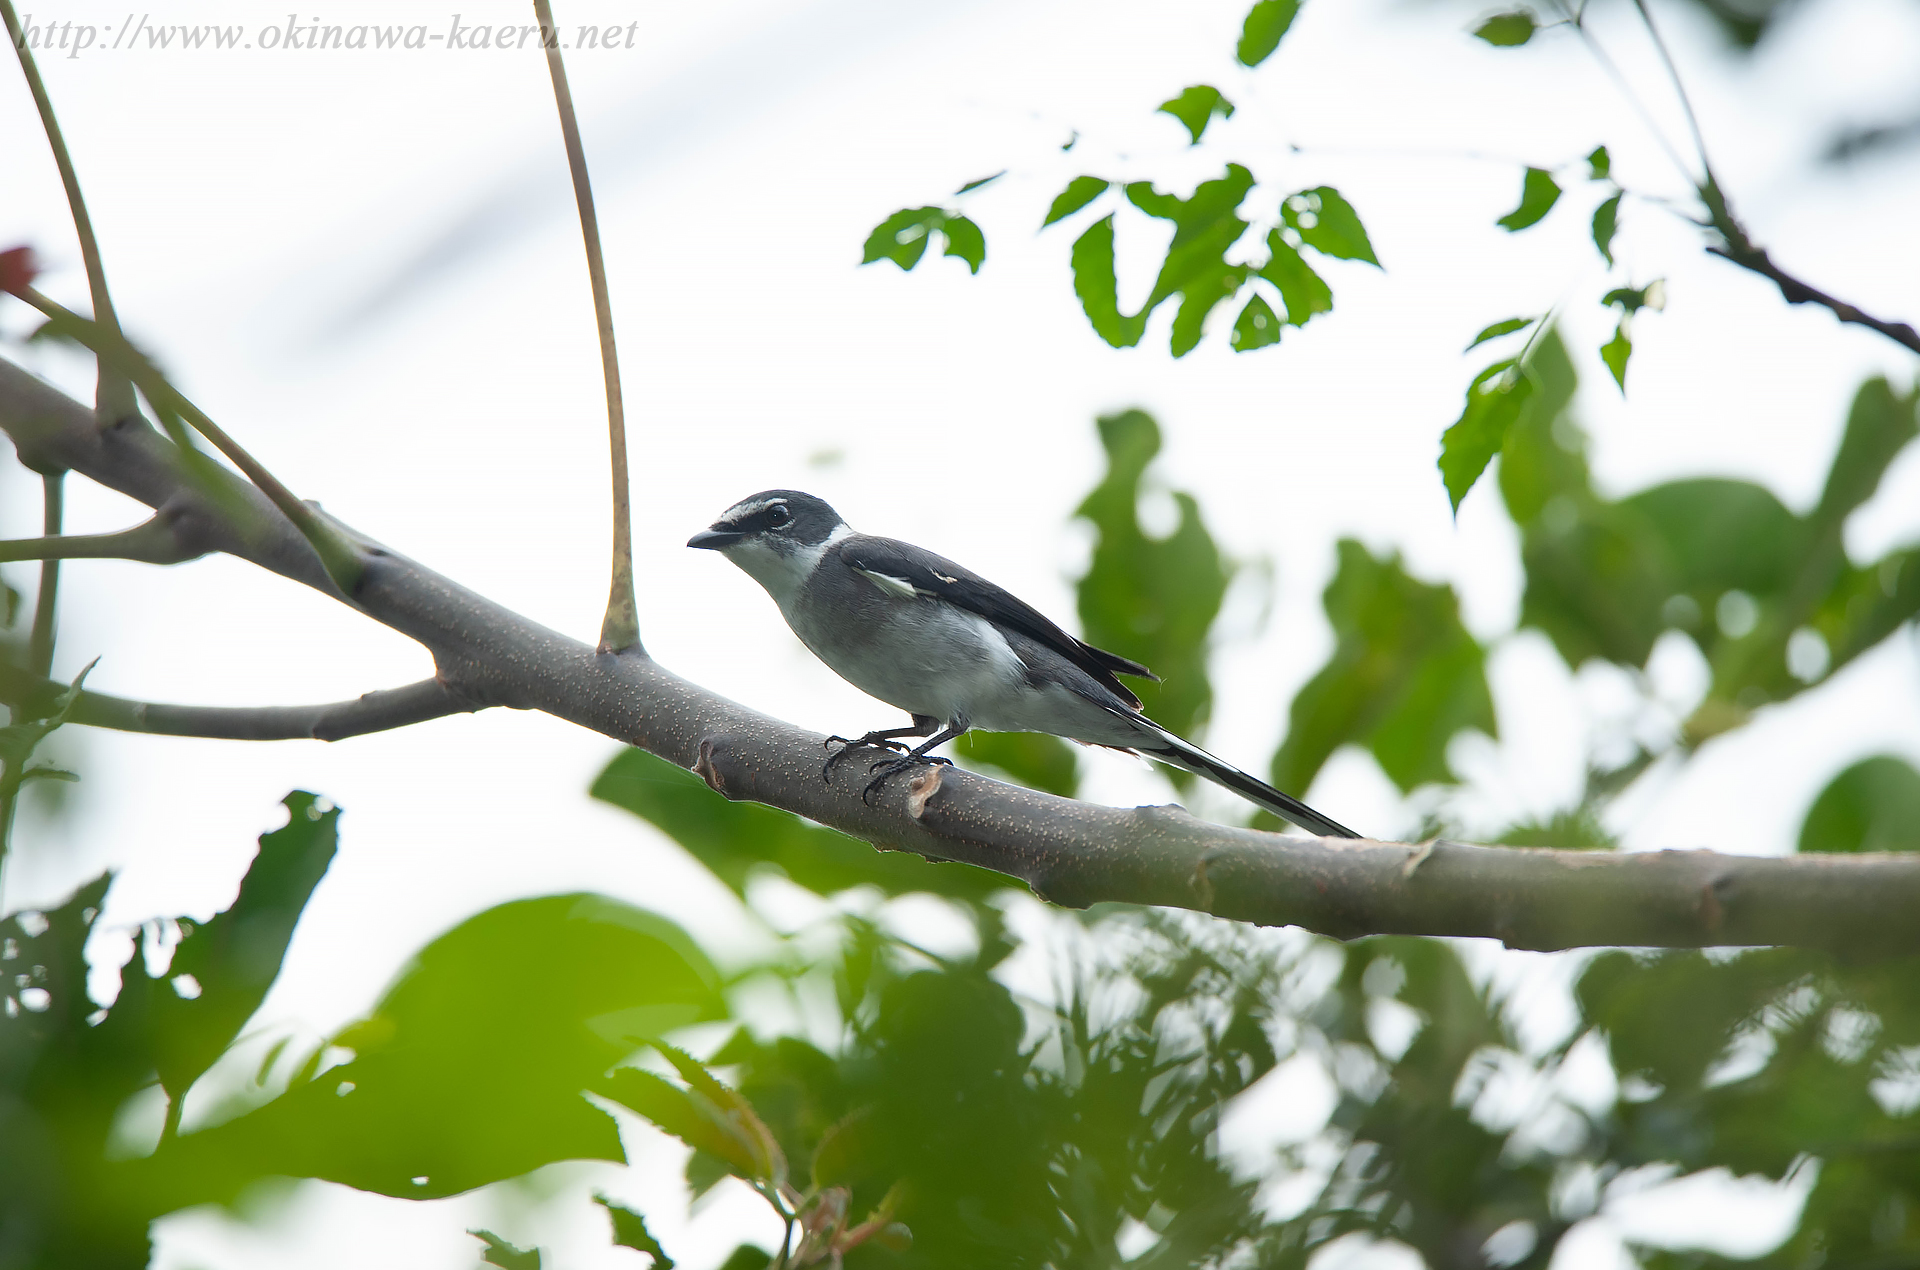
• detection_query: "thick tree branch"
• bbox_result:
[2,354,1917,956]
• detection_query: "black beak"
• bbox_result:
[687,527,744,550]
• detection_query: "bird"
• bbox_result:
[687,490,1360,839]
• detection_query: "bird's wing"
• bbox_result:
[839,535,1157,708]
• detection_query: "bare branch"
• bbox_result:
[0,511,204,566]
[1706,235,1920,358]
[533,0,640,656]
[27,473,60,675]
[3,353,1918,956]
[0,660,481,740]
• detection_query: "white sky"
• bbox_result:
[2,0,1918,1264]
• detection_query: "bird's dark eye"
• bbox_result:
[767,504,793,528]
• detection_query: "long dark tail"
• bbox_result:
[1134,722,1360,839]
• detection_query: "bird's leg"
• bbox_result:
[861,721,968,806]
[823,715,941,782]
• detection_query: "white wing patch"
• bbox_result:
[853,567,926,601]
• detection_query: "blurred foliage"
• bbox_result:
[1797,755,1920,854]
[1075,409,1231,755]
[0,793,728,1267]
[1267,539,1494,806]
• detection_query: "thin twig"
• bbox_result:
[1705,241,1920,357]
[14,288,365,591]
[1629,0,1714,186]
[533,0,640,656]
[0,0,136,421]
[0,662,481,740]
[1552,0,1698,185]
[28,474,61,674]
[0,515,205,565]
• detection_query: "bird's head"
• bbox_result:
[688,490,849,599]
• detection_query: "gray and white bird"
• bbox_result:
[688,490,1359,839]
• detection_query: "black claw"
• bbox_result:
[860,753,953,803]
[822,734,913,783]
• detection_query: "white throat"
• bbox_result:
[724,522,852,606]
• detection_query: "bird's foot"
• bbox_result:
[822,733,912,782]
[861,754,953,806]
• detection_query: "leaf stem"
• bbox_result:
[28,473,62,675]
[14,289,365,592]
[532,0,641,656]
[0,0,136,421]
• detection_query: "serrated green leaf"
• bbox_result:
[1497,167,1562,231]
[1465,315,1535,352]
[1282,187,1380,265]
[1158,84,1235,144]
[1269,541,1495,797]
[1592,191,1622,265]
[1799,756,1920,853]
[1587,145,1612,179]
[1473,11,1537,46]
[1439,360,1534,511]
[598,1067,764,1177]
[1600,320,1631,391]
[1230,292,1282,351]
[1236,0,1300,65]
[595,1196,674,1269]
[1069,214,1147,348]
[1258,233,1333,326]
[1042,176,1109,227]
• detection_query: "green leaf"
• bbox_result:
[1464,315,1534,352]
[861,207,941,270]
[1269,541,1496,797]
[1282,187,1380,265]
[1438,360,1535,512]
[1472,11,1537,46]
[954,171,1005,195]
[860,207,985,274]
[592,747,1008,902]
[599,1067,765,1178]
[1587,145,1612,179]
[1592,191,1622,265]
[1070,167,1259,355]
[1600,320,1631,392]
[1497,167,1562,230]
[1069,215,1148,348]
[953,730,1078,797]
[1236,0,1300,65]
[1230,292,1282,351]
[1603,281,1661,314]
[472,1231,543,1270]
[148,894,725,1199]
[939,214,986,274]
[149,792,339,1107]
[1157,84,1235,144]
[1042,176,1109,227]
[1799,756,1920,853]
[1074,410,1233,752]
[1258,233,1333,326]
[596,1195,674,1269]
[1812,377,1919,526]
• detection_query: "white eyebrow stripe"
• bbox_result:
[721,497,788,524]
[852,567,926,600]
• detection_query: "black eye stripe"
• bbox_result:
[730,503,792,533]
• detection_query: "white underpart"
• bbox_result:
[718,521,852,605]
